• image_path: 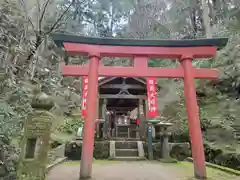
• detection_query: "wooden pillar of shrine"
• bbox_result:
[96,96,100,138]
[143,99,148,139]
[181,55,206,179]
[80,54,100,179]
[105,111,111,138]
[138,99,145,139]
[102,99,108,138]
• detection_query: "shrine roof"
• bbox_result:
[98,77,149,85]
[51,33,228,50]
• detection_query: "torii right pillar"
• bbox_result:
[180,55,206,179]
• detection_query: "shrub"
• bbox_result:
[58,117,83,134]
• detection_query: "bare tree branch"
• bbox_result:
[36,0,41,31]
[19,0,36,33]
[39,0,51,34]
[44,0,76,35]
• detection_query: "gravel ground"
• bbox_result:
[47,161,239,180]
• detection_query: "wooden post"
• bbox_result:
[106,111,111,138]
[147,125,153,160]
[143,99,148,140]
[80,54,100,179]
[96,95,100,138]
[102,99,107,138]
[138,99,144,139]
[181,56,206,179]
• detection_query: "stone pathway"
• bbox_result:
[47,161,239,180]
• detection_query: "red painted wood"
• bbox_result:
[181,58,206,179]
[80,54,100,179]
[63,42,216,58]
[60,40,220,180]
[61,64,218,79]
[134,56,148,68]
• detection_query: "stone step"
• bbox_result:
[233,131,240,135]
[116,134,137,138]
[115,141,138,149]
[113,156,146,161]
[232,125,240,127]
[233,131,240,134]
[111,138,140,141]
[232,126,240,130]
[115,149,138,157]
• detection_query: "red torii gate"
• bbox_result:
[52,33,228,180]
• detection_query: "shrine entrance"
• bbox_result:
[97,77,151,140]
[52,33,228,180]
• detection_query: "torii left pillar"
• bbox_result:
[80,53,100,179]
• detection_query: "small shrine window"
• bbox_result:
[25,138,37,159]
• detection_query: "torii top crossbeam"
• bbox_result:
[51,33,228,79]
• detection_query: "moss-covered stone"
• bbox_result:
[158,158,178,163]
[214,152,240,170]
[203,143,240,170]
[93,141,109,159]
[143,142,190,161]
[17,92,55,180]
[170,143,191,161]
[65,140,110,160]
[17,111,54,180]
[209,152,240,170]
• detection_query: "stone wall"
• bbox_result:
[65,141,191,161]
[65,140,109,160]
[47,144,65,164]
[143,142,190,160]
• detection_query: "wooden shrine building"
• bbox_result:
[96,77,156,139]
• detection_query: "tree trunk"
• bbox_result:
[201,0,212,38]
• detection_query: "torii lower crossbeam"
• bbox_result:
[61,64,218,79]
[51,33,228,180]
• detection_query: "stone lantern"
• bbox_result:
[157,122,172,160]
[17,89,55,180]
[146,116,163,139]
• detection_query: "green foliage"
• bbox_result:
[148,58,177,68]
[58,117,83,134]
[0,102,20,178]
